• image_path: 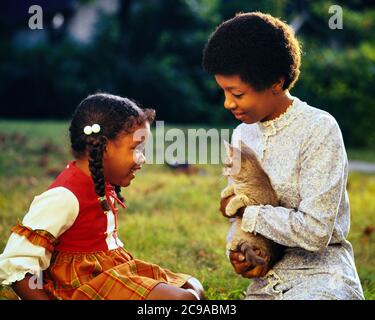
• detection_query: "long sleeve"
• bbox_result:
[241,114,348,252]
[0,187,79,285]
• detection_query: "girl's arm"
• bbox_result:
[0,187,79,298]
[12,274,52,300]
[240,116,348,251]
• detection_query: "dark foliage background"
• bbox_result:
[0,0,374,147]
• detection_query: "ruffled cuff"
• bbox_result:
[11,222,58,253]
[241,205,262,234]
[0,261,42,286]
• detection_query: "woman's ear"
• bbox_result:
[271,78,285,95]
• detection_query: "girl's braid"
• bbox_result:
[86,135,110,211]
[114,185,125,202]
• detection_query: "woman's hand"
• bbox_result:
[229,251,269,278]
[220,195,245,218]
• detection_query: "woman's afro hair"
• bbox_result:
[202,12,302,91]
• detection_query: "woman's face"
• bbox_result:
[103,122,150,187]
[215,74,284,124]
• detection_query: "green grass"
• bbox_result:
[0,120,374,300]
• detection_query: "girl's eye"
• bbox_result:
[232,93,244,98]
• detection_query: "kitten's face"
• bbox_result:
[223,140,257,181]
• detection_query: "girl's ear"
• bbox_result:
[223,140,233,158]
[102,136,110,159]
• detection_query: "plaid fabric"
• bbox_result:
[11,222,57,252]
[43,247,190,300]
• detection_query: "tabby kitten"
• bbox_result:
[221,140,285,269]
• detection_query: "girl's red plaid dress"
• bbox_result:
[0,161,190,299]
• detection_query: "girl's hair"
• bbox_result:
[202,12,302,91]
[69,93,155,210]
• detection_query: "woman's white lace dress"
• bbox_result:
[227,93,364,300]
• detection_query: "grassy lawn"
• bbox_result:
[0,120,374,300]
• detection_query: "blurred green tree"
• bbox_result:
[0,0,373,147]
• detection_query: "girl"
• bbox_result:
[203,12,364,299]
[0,93,204,300]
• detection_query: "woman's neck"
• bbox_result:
[261,91,294,122]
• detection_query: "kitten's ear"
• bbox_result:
[239,140,247,150]
[239,139,257,155]
[223,140,233,157]
[239,140,253,155]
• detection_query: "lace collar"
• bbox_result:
[257,93,302,136]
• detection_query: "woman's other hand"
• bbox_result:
[229,251,269,278]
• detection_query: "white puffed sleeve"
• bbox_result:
[0,187,79,285]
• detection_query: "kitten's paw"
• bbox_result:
[225,205,238,217]
[238,194,250,207]
[225,196,245,217]
[221,187,234,199]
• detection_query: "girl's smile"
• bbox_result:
[128,165,142,180]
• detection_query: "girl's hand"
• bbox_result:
[220,196,245,217]
[12,274,53,300]
[229,251,269,278]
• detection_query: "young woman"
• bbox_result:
[203,11,364,300]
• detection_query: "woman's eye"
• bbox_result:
[232,93,244,98]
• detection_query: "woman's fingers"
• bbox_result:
[229,251,254,274]
[230,250,270,278]
[229,251,245,262]
[241,264,269,278]
[220,196,234,217]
